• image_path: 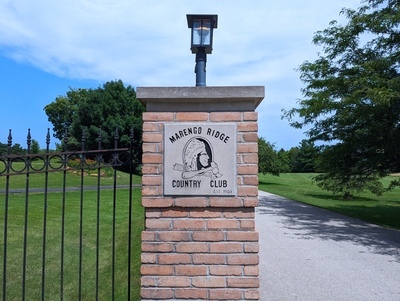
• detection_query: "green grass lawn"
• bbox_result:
[259,173,400,230]
[0,169,144,300]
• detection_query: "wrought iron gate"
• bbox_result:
[0,128,142,300]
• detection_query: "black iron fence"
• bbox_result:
[0,128,141,300]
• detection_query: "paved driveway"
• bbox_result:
[257,191,400,301]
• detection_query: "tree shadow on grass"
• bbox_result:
[303,193,380,203]
[257,192,400,262]
[258,181,285,186]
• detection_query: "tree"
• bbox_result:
[44,94,77,140]
[31,139,40,155]
[0,141,24,155]
[291,140,320,173]
[286,146,299,172]
[277,148,291,173]
[44,80,145,170]
[313,143,387,198]
[0,142,7,156]
[10,143,24,155]
[258,137,285,176]
[283,0,400,197]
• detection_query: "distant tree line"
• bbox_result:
[258,137,321,176]
[0,139,41,156]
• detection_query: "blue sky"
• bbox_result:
[0,0,360,150]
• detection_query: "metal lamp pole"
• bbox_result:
[187,14,218,87]
[195,48,207,86]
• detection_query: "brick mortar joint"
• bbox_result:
[141,288,259,301]
[142,275,260,283]
[142,241,259,254]
[143,230,259,241]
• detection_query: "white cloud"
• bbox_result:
[0,0,361,149]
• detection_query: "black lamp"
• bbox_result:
[187,14,218,86]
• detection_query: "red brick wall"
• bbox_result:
[141,111,259,300]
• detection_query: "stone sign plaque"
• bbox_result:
[164,123,237,196]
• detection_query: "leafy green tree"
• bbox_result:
[44,94,77,140]
[283,0,400,197]
[258,137,285,176]
[44,80,145,170]
[313,143,386,198]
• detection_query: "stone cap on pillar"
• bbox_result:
[137,86,265,112]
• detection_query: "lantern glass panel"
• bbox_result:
[201,20,211,45]
[192,20,202,45]
[192,19,212,47]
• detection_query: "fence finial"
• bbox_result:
[7,129,12,147]
[27,129,32,154]
[7,129,12,155]
[46,128,51,146]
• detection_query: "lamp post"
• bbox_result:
[187,14,218,87]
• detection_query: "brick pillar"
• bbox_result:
[137,86,264,300]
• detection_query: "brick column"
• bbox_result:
[138,87,264,300]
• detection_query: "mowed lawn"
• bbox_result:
[258,173,400,230]
[0,169,144,300]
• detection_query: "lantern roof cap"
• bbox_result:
[187,14,218,29]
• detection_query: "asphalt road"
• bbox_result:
[257,191,400,301]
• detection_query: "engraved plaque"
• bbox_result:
[164,123,237,196]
